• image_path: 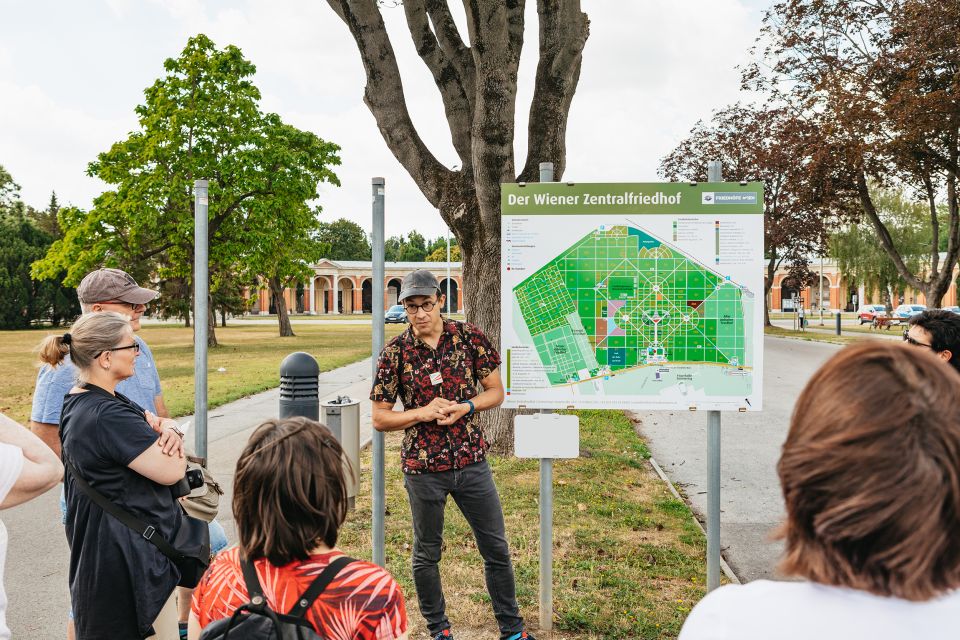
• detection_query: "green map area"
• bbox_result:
[514,225,747,385]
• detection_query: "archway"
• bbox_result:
[315,277,330,313]
[361,279,373,313]
[810,275,831,311]
[338,279,355,314]
[386,278,403,308]
[439,278,459,313]
[781,277,801,311]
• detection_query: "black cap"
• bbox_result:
[399,270,441,301]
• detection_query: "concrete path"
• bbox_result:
[634,335,842,581]
[3,358,377,640]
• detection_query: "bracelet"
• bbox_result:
[461,399,475,417]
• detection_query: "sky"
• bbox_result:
[0,0,770,241]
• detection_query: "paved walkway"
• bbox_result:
[3,358,377,639]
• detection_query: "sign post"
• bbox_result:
[371,177,386,567]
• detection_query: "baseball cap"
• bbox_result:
[77,268,159,305]
[398,270,441,302]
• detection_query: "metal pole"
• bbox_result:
[537,161,554,631]
[706,161,722,592]
[371,177,386,568]
[193,180,209,460]
[819,254,825,325]
[446,229,451,313]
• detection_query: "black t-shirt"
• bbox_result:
[61,385,184,639]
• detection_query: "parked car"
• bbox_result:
[857,304,889,324]
[892,304,927,321]
[385,304,408,323]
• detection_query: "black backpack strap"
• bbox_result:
[239,558,267,607]
[65,459,184,563]
[285,556,355,618]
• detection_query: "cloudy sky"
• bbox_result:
[0,0,769,240]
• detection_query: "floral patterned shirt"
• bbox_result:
[370,319,502,474]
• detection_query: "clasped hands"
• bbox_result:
[418,397,471,426]
[144,410,185,458]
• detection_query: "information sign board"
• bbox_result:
[501,182,764,411]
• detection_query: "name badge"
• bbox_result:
[429,372,444,386]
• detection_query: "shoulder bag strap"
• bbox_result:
[240,558,267,606]
[64,459,184,562]
[285,556,355,618]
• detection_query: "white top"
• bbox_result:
[679,579,960,640]
[0,443,25,640]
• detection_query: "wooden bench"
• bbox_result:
[872,315,896,330]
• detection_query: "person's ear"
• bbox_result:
[91,303,103,313]
[940,349,952,364]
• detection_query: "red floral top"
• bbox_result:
[191,548,407,640]
[370,319,502,474]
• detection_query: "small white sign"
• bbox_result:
[514,414,579,459]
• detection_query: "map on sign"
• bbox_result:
[501,183,763,411]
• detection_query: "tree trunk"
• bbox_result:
[269,276,295,337]
[220,308,227,327]
[184,313,190,328]
[207,296,218,347]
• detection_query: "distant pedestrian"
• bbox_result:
[40,312,196,639]
[0,412,63,640]
[903,308,960,373]
[678,342,960,639]
[370,270,535,640]
[188,417,408,640]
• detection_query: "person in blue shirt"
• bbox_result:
[29,268,227,640]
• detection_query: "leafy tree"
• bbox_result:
[0,165,18,208]
[426,243,461,262]
[33,35,340,344]
[830,187,940,309]
[384,235,405,262]
[660,104,829,326]
[398,230,427,262]
[747,0,960,307]
[316,218,371,261]
[327,1,589,445]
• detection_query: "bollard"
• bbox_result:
[321,396,361,510]
[836,312,842,336]
[279,352,320,420]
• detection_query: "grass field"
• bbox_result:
[0,323,405,423]
[339,409,709,639]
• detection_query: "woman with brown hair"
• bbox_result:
[680,341,960,639]
[41,312,192,639]
[188,417,408,640]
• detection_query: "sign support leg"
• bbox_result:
[540,457,553,632]
[707,409,721,591]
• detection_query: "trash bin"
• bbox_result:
[321,396,361,510]
[279,352,320,420]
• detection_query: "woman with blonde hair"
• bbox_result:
[680,341,960,639]
[40,312,197,639]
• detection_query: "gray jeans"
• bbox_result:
[403,460,524,638]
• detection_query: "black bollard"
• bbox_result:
[836,312,842,336]
[279,352,320,420]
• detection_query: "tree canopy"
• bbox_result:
[32,35,340,341]
[316,218,371,261]
[747,0,960,306]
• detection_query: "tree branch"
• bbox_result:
[327,0,451,207]
[517,0,589,182]
[403,0,474,165]
[426,1,475,111]
[855,170,924,291]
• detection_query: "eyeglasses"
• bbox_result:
[405,300,437,315]
[95,343,141,358]
[903,330,934,349]
[100,300,147,312]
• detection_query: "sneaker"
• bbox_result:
[506,633,536,640]
[178,621,188,640]
[432,630,454,640]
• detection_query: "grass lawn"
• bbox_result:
[0,323,405,423]
[764,325,868,345]
[339,410,708,639]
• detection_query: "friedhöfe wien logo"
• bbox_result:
[701,192,757,205]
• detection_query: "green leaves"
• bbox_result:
[34,34,341,325]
